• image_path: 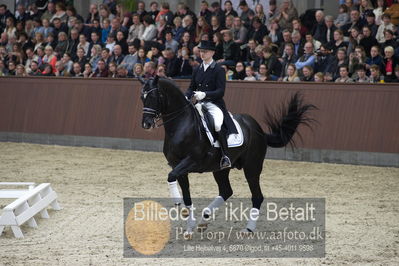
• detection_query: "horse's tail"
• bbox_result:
[265,92,317,148]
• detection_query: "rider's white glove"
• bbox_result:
[194,91,206,101]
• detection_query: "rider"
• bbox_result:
[185,40,238,169]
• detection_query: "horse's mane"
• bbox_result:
[158,78,186,102]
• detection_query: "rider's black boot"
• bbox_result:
[217,130,231,169]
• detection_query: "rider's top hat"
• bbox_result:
[197,40,216,51]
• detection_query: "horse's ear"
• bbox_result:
[138,76,145,84]
[153,75,159,85]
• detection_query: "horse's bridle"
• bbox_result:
[141,86,190,128]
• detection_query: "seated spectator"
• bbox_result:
[172,16,184,43]
[54,61,70,77]
[121,43,138,72]
[179,32,195,55]
[34,32,45,52]
[330,48,349,80]
[117,65,131,78]
[110,44,124,65]
[51,2,67,23]
[242,38,258,65]
[156,2,174,26]
[247,16,268,45]
[341,9,365,37]
[282,63,300,82]
[143,61,156,78]
[349,46,366,76]
[291,30,304,57]
[279,43,298,78]
[149,42,163,65]
[174,47,192,79]
[41,18,54,38]
[108,61,117,77]
[196,16,210,43]
[358,0,373,19]
[382,46,398,82]
[36,46,45,67]
[0,60,7,76]
[137,47,150,66]
[164,31,179,53]
[369,64,384,83]
[305,33,321,52]
[335,65,354,82]
[133,63,144,78]
[148,2,159,22]
[224,0,238,17]
[44,33,57,49]
[392,65,399,83]
[219,30,240,67]
[156,15,170,43]
[254,4,267,25]
[115,30,128,55]
[327,29,348,55]
[28,60,41,75]
[163,48,179,78]
[224,15,234,31]
[376,14,395,43]
[334,4,350,28]
[256,46,282,78]
[268,19,282,44]
[61,52,74,73]
[127,14,144,43]
[209,15,223,40]
[373,0,385,26]
[257,64,272,81]
[244,65,257,81]
[77,34,90,56]
[314,44,333,73]
[380,29,397,52]
[239,0,255,28]
[314,72,324,82]
[67,28,80,55]
[24,48,38,73]
[359,26,379,57]
[365,45,384,72]
[183,15,196,42]
[212,32,224,61]
[277,29,292,57]
[312,10,326,43]
[3,17,16,39]
[105,34,116,52]
[7,61,16,75]
[15,64,27,76]
[365,10,378,37]
[301,65,314,81]
[295,42,315,75]
[347,27,361,55]
[71,62,83,77]
[353,64,370,82]
[156,63,167,78]
[85,4,99,26]
[81,63,92,78]
[232,61,246,80]
[42,45,57,72]
[275,0,298,30]
[91,59,108,77]
[292,18,307,38]
[87,31,102,57]
[74,47,88,70]
[55,32,68,54]
[41,64,55,76]
[101,18,111,44]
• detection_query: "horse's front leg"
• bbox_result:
[167,157,197,239]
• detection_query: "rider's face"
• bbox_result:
[199,49,214,62]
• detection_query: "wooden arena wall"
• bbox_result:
[0,77,398,166]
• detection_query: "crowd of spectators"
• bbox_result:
[1,0,399,83]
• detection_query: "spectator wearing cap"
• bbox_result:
[239,1,254,28]
[376,14,395,43]
[334,4,350,28]
[164,31,179,53]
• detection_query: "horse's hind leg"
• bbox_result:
[242,163,264,233]
[197,169,232,232]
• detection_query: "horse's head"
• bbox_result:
[139,76,162,129]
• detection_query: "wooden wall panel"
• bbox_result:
[0,77,398,153]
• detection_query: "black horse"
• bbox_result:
[140,76,315,236]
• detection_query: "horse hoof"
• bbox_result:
[183,231,193,240]
[180,208,189,218]
[197,223,208,233]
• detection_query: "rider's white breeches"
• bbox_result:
[203,102,224,132]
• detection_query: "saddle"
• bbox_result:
[194,103,244,148]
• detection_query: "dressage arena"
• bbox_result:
[0,142,398,265]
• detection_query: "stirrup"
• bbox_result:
[220,155,231,169]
